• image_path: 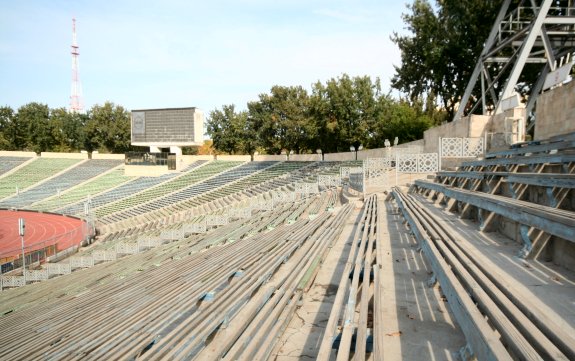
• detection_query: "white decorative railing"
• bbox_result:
[206,214,229,226]
[25,270,49,282]
[115,243,140,255]
[45,263,72,275]
[397,153,439,173]
[272,191,296,204]
[440,137,484,158]
[93,250,118,262]
[318,174,341,187]
[69,256,94,269]
[184,222,207,234]
[295,182,319,194]
[228,207,252,219]
[1,276,26,288]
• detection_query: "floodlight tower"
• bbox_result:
[70,17,84,113]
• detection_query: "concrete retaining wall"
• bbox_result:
[91,153,125,160]
[535,80,575,140]
[423,115,490,153]
[124,165,169,177]
[289,154,321,162]
[324,152,356,161]
[0,151,37,158]
[216,155,251,162]
[254,154,287,161]
[40,152,89,159]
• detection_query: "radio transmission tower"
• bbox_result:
[70,17,84,113]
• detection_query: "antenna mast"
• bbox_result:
[70,17,84,113]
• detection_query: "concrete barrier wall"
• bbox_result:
[181,155,214,162]
[40,152,89,159]
[535,80,575,140]
[357,148,385,160]
[91,153,125,160]
[0,151,37,157]
[324,152,356,161]
[216,155,251,162]
[124,165,169,177]
[423,115,490,153]
[254,154,287,161]
[289,154,321,161]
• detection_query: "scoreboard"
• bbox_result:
[131,107,204,147]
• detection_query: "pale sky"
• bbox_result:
[0,0,409,114]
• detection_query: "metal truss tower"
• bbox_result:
[454,0,575,129]
[70,17,84,113]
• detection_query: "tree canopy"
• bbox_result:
[0,101,134,154]
[206,74,438,155]
[391,0,503,120]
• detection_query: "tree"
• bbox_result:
[17,102,53,153]
[248,85,315,154]
[391,0,503,120]
[206,104,244,155]
[310,75,382,152]
[85,102,131,153]
[0,106,17,150]
[50,108,87,152]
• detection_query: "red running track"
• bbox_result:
[0,210,88,259]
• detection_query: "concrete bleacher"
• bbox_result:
[53,161,205,216]
[0,157,82,201]
[0,156,32,175]
[0,187,357,360]
[31,167,135,212]
[1,136,573,361]
[388,131,575,360]
[93,160,231,219]
[0,159,123,209]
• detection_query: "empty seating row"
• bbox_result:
[0,159,123,209]
[31,168,134,212]
[392,187,575,360]
[0,156,31,175]
[0,158,81,201]
[0,194,352,360]
[54,161,205,216]
[96,161,274,224]
[93,160,235,218]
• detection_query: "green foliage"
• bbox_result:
[248,85,315,154]
[391,0,503,120]
[85,102,132,153]
[0,102,133,154]
[206,74,436,155]
[17,102,52,153]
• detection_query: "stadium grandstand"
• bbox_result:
[0,2,574,360]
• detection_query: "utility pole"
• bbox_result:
[19,218,26,283]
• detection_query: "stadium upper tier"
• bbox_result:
[0,159,123,209]
[0,157,346,231]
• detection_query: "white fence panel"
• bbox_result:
[318,174,341,187]
[184,222,207,234]
[69,256,94,269]
[93,250,117,262]
[441,137,484,157]
[161,228,185,240]
[272,191,296,204]
[1,276,26,288]
[397,153,438,173]
[46,263,71,275]
[229,207,252,219]
[295,182,319,194]
[115,243,140,255]
[206,215,229,226]
[25,270,49,282]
